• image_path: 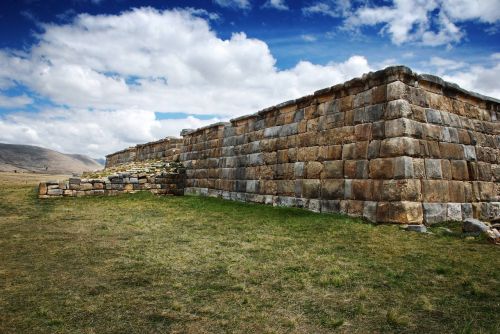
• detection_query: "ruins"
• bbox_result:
[40,66,500,225]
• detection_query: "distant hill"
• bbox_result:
[0,143,103,175]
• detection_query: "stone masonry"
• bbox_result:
[179,66,499,224]
[105,137,183,168]
[43,66,499,225]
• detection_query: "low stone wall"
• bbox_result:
[105,137,183,168]
[180,66,499,224]
[38,172,186,198]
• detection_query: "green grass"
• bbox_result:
[0,173,499,333]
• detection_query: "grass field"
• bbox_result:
[0,172,499,333]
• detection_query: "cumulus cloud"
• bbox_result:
[337,0,500,46]
[262,0,289,11]
[0,7,375,157]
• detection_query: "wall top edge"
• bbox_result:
[105,136,182,157]
[180,65,499,137]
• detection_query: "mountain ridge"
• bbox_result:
[0,143,103,175]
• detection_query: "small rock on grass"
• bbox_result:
[462,218,490,233]
[405,225,428,233]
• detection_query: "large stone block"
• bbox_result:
[380,137,420,157]
[369,158,394,179]
[373,179,421,201]
[424,159,442,179]
[385,99,411,119]
[322,160,344,179]
[422,180,449,202]
[376,201,423,224]
[302,179,321,198]
[351,179,373,200]
[306,161,323,179]
[423,203,447,224]
[394,156,414,179]
[321,179,344,200]
[451,160,469,180]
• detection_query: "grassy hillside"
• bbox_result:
[0,173,498,333]
[0,143,102,174]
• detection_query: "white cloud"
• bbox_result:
[0,7,376,157]
[262,0,289,11]
[426,56,466,75]
[0,94,33,108]
[213,0,250,10]
[302,0,352,18]
[300,34,317,42]
[441,62,500,99]
[341,0,499,46]
[0,108,219,158]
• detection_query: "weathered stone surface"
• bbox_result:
[423,203,447,224]
[322,160,343,179]
[38,182,47,195]
[462,218,490,233]
[47,188,63,196]
[321,179,344,200]
[376,201,423,224]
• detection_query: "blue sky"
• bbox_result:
[0,0,499,157]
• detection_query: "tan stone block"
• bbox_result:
[380,137,420,157]
[344,109,355,126]
[369,158,394,179]
[263,152,277,165]
[354,123,372,141]
[473,181,496,201]
[298,132,317,147]
[321,179,344,199]
[124,184,134,191]
[322,160,344,179]
[344,160,357,179]
[376,201,423,224]
[342,143,355,160]
[340,95,353,112]
[354,141,369,159]
[448,181,465,202]
[439,142,464,160]
[262,180,277,195]
[372,84,386,104]
[93,182,104,190]
[38,182,47,195]
[277,149,288,164]
[297,146,318,161]
[427,141,441,158]
[347,200,364,217]
[413,158,426,179]
[441,159,452,180]
[477,162,492,181]
[277,180,295,196]
[258,165,274,180]
[302,179,321,198]
[318,145,342,161]
[451,160,469,180]
[386,81,409,101]
[306,161,323,179]
[422,180,449,202]
[287,148,297,162]
[457,129,471,144]
[352,179,373,200]
[373,179,421,201]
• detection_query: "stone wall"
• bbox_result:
[39,172,186,198]
[105,137,183,168]
[180,66,499,224]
